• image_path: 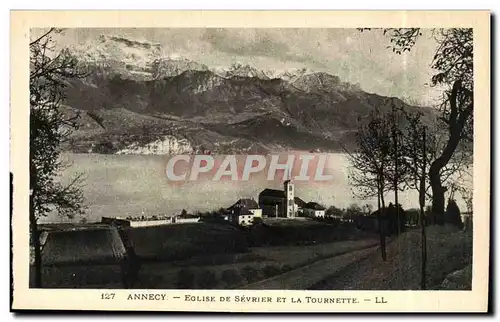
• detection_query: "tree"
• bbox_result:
[386,100,410,235]
[361,28,473,218]
[345,112,394,261]
[445,199,463,229]
[361,204,373,216]
[30,28,87,287]
[400,109,430,289]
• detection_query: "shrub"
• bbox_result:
[220,269,243,287]
[425,205,437,225]
[345,204,364,219]
[176,268,195,289]
[386,203,407,235]
[405,208,420,227]
[241,265,260,283]
[326,205,343,218]
[262,265,281,278]
[252,217,264,225]
[197,269,218,289]
[445,199,463,229]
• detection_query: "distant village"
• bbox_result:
[101,178,332,228]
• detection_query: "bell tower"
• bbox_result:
[284,176,295,218]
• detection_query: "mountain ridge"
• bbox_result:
[61,34,434,155]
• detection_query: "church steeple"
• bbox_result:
[284,167,295,218]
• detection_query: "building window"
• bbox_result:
[289,185,293,191]
[288,200,294,206]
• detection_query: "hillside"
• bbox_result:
[311,225,473,290]
[60,34,435,154]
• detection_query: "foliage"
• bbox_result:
[30,28,89,287]
[361,204,373,216]
[457,185,473,215]
[345,204,364,217]
[405,208,421,227]
[30,28,89,221]
[325,205,344,218]
[385,203,407,235]
[252,217,264,225]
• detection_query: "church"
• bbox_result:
[258,179,307,218]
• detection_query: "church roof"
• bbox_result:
[259,188,285,198]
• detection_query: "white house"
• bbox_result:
[303,202,326,218]
[227,198,262,226]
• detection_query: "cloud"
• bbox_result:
[56,28,440,105]
[203,29,289,56]
[202,28,327,68]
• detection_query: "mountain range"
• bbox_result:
[61,34,433,155]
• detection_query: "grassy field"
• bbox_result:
[35,219,386,289]
[248,218,375,247]
[129,219,378,289]
[134,238,378,289]
[125,222,248,260]
[311,225,473,290]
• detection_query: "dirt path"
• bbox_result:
[242,246,378,290]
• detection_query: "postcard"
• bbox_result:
[10,10,490,312]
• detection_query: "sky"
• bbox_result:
[48,28,443,105]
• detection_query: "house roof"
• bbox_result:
[305,202,326,210]
[41,226,127,265]
[229,198,259,210]
[294,197,307,207]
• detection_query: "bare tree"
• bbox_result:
[345,112,394,261]
[400,110,430,289]
[30,28,88,287]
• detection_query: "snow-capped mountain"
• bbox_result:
[60,34,433,155]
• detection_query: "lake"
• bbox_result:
[45,153,472,223]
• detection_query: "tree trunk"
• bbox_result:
[29,195,42,288]
[419,128,427,290]
[429,163,446,224]
[392,104,400,234]
[428,81,472,221]
[394,137,400,234]
[419,192,427,290]
[378,180,387,261]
